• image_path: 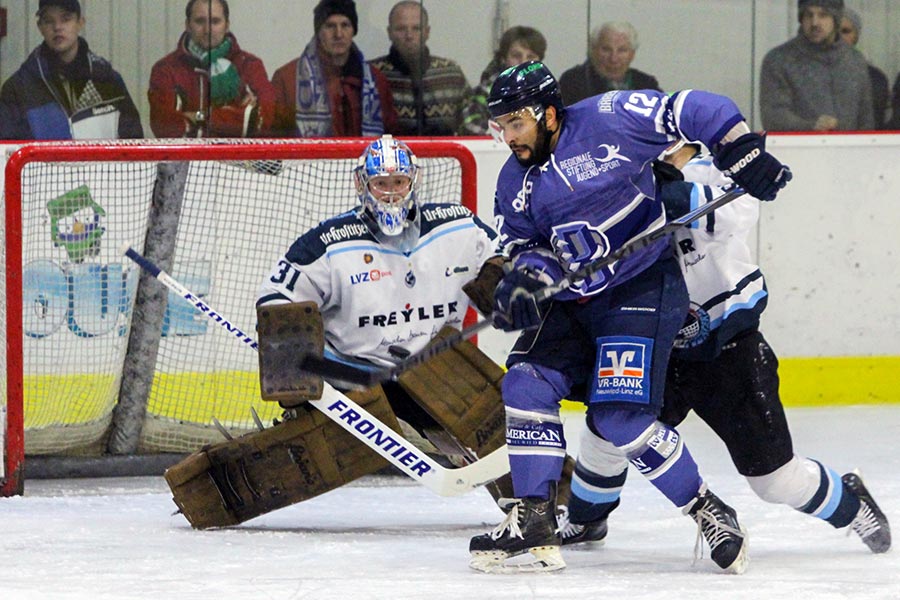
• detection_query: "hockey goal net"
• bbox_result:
[1,138,477,496]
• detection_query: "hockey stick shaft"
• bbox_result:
[301,186,747,387]
[121,246,509,497]
[532,185,746,302]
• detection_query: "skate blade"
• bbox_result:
[723,527,749,575]
[469,546,566,574]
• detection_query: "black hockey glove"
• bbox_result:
[492,267,552,332]
[714,132,792,201]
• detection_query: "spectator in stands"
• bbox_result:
[760,0,873,131]
[558,21,661,105]
[890,76,900,130]
[839,8,890,129]
[270,0,397,137]
[459,25,547,135]
[148,0,275,138]
[370,1,471,136]
[0,0,142,140]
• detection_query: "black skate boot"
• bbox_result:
[842,472,891,554]
[469,496,565,573]
[683,484,749,574]
[557,505,608,547]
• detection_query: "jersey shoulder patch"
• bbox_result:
[418,203,473,231]
[285,211,370,265]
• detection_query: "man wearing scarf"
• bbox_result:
[148,0,276,138]
[0,0,142,140]
[270,0,397,138]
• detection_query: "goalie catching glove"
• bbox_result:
[714,132,792,201]
[492,251,562,332]
[462,256,508,316]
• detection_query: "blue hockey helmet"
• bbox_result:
[354,135,419,237]
[487,61,564,120]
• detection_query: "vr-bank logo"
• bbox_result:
[598,343,644,379]
[593,338,652,404]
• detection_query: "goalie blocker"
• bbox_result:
[166,305,573,528]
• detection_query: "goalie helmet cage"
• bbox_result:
[1,138,478,497]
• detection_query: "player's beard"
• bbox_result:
[514,120,554,167]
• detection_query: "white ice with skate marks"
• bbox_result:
[2,406,899,600]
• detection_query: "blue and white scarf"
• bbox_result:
[293,38,384,137]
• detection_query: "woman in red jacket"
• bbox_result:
[148,0,275,138]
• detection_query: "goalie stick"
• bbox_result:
[121,245,510,497]
[300,186,748,387]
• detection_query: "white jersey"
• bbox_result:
[669,156,767,360]
[257,204,497,367]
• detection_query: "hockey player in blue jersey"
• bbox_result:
[561,142,890,556]
[467,61,791,574]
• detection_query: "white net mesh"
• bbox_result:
[5,139,471,456]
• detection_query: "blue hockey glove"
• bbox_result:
[492,267,552,332]
[714,132,792,201]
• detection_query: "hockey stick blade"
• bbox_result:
[121,245,509,496]
[297,187,747,386]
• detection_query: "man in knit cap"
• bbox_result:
[270,0,397,137]
[0,0,143,139]
[760,0,873,131]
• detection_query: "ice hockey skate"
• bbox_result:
[842,472,891,554]
[683,484,749,574]
[556,505,608,547]
[469,496,565,573]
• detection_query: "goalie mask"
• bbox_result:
[355,135,419,237]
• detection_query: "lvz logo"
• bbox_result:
[350,269,392,285]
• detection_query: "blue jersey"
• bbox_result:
[493,89,745,301]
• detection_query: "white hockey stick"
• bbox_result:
[121,245,509,497]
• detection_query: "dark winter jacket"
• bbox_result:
[0,38,143,140]
[760,33,873,131]
[558,61,662,106]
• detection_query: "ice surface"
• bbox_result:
[2,406,898,599]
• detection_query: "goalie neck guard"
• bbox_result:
[354,135,420,237]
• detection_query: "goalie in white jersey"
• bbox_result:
[256,134,508,478]
[258,135,496,367]
[563,143,891,555]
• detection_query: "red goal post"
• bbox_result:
[1,139,478,497]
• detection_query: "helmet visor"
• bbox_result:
[488,105,544,145]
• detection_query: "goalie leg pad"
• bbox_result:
[397,326,506,455]
[396,326,574,505]
[164,385,400,529]
[257,301,324,405]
